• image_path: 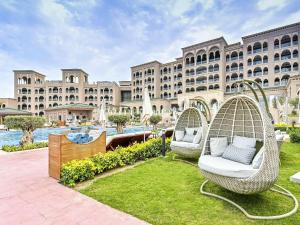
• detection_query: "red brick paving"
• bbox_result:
[0,149,149,225]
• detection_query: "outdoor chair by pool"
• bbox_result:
[198,95,298,219]
[171,107,208,159]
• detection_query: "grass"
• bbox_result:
[80,142,300,225]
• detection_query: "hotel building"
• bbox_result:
[11,22,300,122]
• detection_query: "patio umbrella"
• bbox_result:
[172,107,177,122]
[99,100,107,130]
[141,88,153,141]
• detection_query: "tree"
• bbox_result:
[4,116,45,145]
[289,97,299,109]
[149,115,162,129]
[108,114,130,133]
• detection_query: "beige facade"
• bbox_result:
[0,98,17,109]
[9,22,300,122]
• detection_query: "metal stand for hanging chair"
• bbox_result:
[170,107,208,159]
[200,180,298,220]
[198,95,298,220]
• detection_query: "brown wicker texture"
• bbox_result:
[199,95,279,194]
[171,107,208,158]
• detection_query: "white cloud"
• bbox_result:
[256,0,289,10]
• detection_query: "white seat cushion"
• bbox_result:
[171,141,200,150]
[199,155,258,178]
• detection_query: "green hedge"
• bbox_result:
[2,142,48,152]
[60,137,171,187]
[290,132,300,143]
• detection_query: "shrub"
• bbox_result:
[4,116,45,145]
[2,142,48,152]
[290,132,300,143]
[60,137,171,187]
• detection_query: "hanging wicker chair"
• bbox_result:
[198,95,298,219]
[171,107,208,159]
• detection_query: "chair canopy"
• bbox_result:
[199,95,279,194]
[171,107,208,158]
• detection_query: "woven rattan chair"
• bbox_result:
[171,107,208,159]
[198,95,298,219]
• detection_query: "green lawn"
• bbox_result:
[80,142,300,225]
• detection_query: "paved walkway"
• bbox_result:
[0,149,149,225]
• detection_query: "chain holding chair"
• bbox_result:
[198,95,298,220]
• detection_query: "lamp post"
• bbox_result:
[161,129,166,157]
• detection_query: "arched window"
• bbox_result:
[208,65,214,72]
[293,49,299,58]
[226,65,230,72]
[253,42,262,53]
[239,51,243,59]
[281,75,290,86]
[226,75,230,82]
[274,39,279,49]
[281,35,291,48]
[293,34,298,45]
[253,55,262,65]
[209,52,214,62]
[247,45,252,54]
[293,62,298,71]
[274,77,280,86]
[247,69,252,77]
[274,65,280,73]
[247,58,252,66]
[253,67,262,76]
[215,51,220,60]
[214,64,219,71]
[231,63,238,71]
[263,67,268,75]
[231,51,238,60]
[226,85,230,93]
[239,63,243,70]
[231,73,238,81]
[281,49,291,60]
[226,54,230,62]
[281,62,291,72]
[263,42,268,51]
[263,55,268,63]
[274,53,280,61]
[263,79,269,87]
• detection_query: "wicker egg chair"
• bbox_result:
[198,95,298,219]
[171,107,208,159]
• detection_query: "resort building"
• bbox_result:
[11,22,300,123]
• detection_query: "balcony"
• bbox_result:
[253,49,262,54]
[281,43,291,48]
[253,61,262,65]
[186,63,195,67]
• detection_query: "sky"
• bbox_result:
[0,0,300,97]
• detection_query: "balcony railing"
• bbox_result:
[253,49,262,54]
[281,43,291,48]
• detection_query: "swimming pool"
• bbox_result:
[0,126,146,148]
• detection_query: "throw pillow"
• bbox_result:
[232,136,256,149]
[210,137,228,157]
[175,130,185,141]
[222,144,256,165]
[185,127,197,135]
[193,127,203,144]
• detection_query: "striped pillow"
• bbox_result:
[222,144,256,165]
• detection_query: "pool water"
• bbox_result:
[0,126,146,148]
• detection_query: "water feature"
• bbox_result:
[0,126,146,148]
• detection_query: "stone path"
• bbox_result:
[0,149,149,225]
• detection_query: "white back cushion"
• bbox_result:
[182,134,195,143]
[175,130,185,141]
[232,136,256,149]
[210,137,228,157]
[193,127,202,144]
